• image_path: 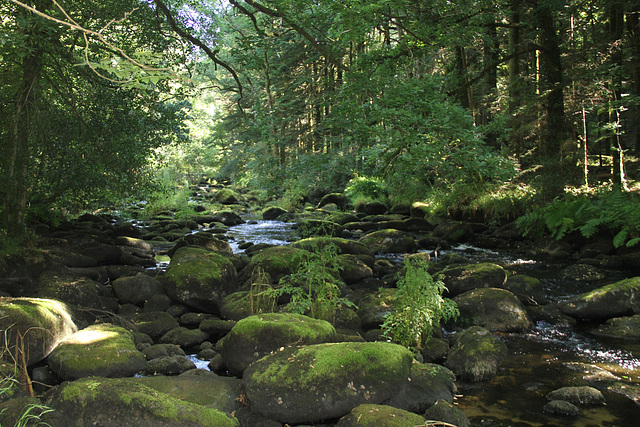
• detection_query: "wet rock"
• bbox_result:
[453,287,533,332]
[44,377,239,426]
[445,326,507,381]
[423,399,471,427]
[215,188,241,205]
[262,206,288,220]
[132,311,179,341]
[559,263,606,282]
[420,338,450,363]
[358,229,417,254]
[558,276,640,321]
[546,386,605,406]
[219,313,336,376]
[290,236,374,256]
[242,341,413,424]
[48,323,147,380]
[147,355,196,375]
[383,362,457,413]
[112,273,163,306]
[336,403,425,426]
[502,274,548,305]
[440,262,507,296]
[0,297,78,366]
[591,314,640,339]
[167,233,233,258]
[543,399,581,416]
[164,247,238,314]
[326,212,360,225]
[356,288,395,330]
[218,291,257,321]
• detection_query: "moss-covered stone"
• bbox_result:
[502,274,548,305]
[47,323,147,380]
[337,254,374,285]
[358,229,417,254]
[220,313,336,376]
[243,341,413,424]
[423,399,470,427]
[239,246,309,283]
[439,262,507,296]
[546,386,605,406]
[112,273,162,306]
[453,287,532,332]
[132,311,179,341]
[164,247,238,314]
[383,362,457,413]
[290,237,374,257]
[445,326,507,381]
[336,403,425,426]
[591,314,640,339]
[558,277,640,321]
[44,376,239,426]
[297,219,344,238]
[0,297,77,366]
[36,271,103,310]
[356,288,395,330]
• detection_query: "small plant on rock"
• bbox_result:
[382,259,459,349]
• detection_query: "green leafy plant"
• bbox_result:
[271,244,356,321]
[344,175,387,203]
[248,268,277,314]
[382,259,459,349]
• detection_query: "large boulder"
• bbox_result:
[558,277,640,321]
[238,246,308,283]
[290,237,374,257]
[44,376,239,426]
[453,287,532,332]
[297,219,344,238]
[445,326,507,381]
[164,247,238,314]
[36,271,104,310]
[0,298,77,366]
[242,341,413,424]
[358,229,417,254]
[356,288,395,330]
[439,262,508,296]
[502,274,548,306]
[219,313,336,376]
[591,314,640,340]
[337,254,374,285]
[112,273,163,306]
[131,311,179,341]
[47,323,147,380]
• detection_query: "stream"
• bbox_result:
[190,218,640,425]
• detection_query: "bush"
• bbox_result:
[382,259,459,349]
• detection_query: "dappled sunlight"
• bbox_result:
[63,329,119,345]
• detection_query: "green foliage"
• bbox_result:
[271,244,356,321]
[344,175,387,204]
[249,268,278,314]
[382,259,459,349]
[516,187,640,247]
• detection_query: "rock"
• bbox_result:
[219,313,336,376]
[70,241,122,265]
[433,220,479,243]
[132,311,180,341]
[143,294,172,312]
[142,343,185,360]
[215,188,241,205]
[326,212,360,225]
[318,193,350,209]
[502,274,548,305]
[167,234,233,258]
[445,326,507,381]
[338,254,374,285]
[335,404,425,426]
[543,400,581,416]
[242,341,413,424]
[383,362,457,413]
[440,262,508,296]
[159,327,209,348]
[358,229,417,254]
[44,377,239,426]
[356,288,395,330]
[453,287,532,332]
[36,271,103,310]
[290,237,374,257]
[0,297,78,366]
[147,355,196,375]
[164,247,238,314]
[114,236,153,252]
[212,210,244,226]
[558,276,640,321]
[218,291,257,321]
[48,323,147,380]
[297,219,344,238]
[420,338,450,363]
[546,386,605,406]
[591,314,640,339]
[238,246,308,283]
[112,273,163,306]
[560,263,606,282]
[356,201,388,215]
[262,206,288,220]
[423,399,471,427]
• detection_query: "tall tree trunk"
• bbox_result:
[5,2,45,235]
[608,1,625,187]
[508,0,523,151]
[534,1,567,159]
[626,9,640,155]
[482,20,499,148]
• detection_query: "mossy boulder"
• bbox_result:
[335,404,425,426]
[298,219,344,238]
[358,229,417,254]
[326,212,360,225]
[112,273,163,306]
[36,271,103,310]
[164,247,238,314]
[546,386,605,406]
[558,277,640,321]
[219,313,336,376]
[423,399,471,427]
[453,287,532,332]
[445,326,507,381]
[215,188,241,205]
[239,246,309,283]
[318,193,350,209]
[44,376,239,426]
[382,362,457,413]
[47,323,147,380]
[218,291,256,321]
[147,355,196,375]
[337,254,374,285]
[0,297,77,366]
[290,237,374,257]
[159,327,209,349]
[167,234,233,258]
[439,262,508,296]
[356,288,395,330]
[242,341,413,424]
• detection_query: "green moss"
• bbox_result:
[166,247,234,289]
[338,403,425,426]
[581,277,640,302]
[228,313,335,347]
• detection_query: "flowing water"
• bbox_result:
[185,219,640,425]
